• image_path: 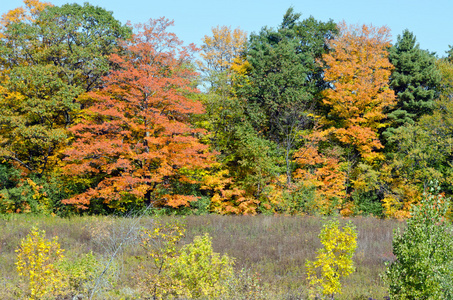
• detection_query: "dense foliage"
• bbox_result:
[1,1,453,219]
[384,184,453,299]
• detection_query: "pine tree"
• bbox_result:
[235,8,337,185]
[384,30,441,140]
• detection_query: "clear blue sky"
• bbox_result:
[2,0,452,57]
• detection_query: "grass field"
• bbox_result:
[0,214,403,299]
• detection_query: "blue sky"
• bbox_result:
[2,0,452,57]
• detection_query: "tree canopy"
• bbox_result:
[0,2,452,218]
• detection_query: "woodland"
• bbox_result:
[0,0,453,219]
[3,1,453,299]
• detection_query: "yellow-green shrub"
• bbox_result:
[15,226,65,299]
[305,220,357,299]
[138,220,186,299]
[58,251,110,298]
[139,221,236,299]
[168,233,235,298]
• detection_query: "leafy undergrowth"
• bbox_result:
[0,214,402,299]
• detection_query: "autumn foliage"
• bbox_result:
[292,23,396,216]
[63,18,212,209]
[0,0,51,33]
[321,22,395,162]
[200,25,248,74]
[0,3,450,218]
[294,128,347,215]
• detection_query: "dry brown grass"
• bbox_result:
[0,214,403,299]
[179,215,402,299]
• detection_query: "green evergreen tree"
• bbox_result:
[384,30,441,140]
[447,45,453,61]
[239,8,336,142]
[235,8,337,184]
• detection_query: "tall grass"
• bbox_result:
[0,214,402,299]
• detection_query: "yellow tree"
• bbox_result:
[0,0,51,70]
[321,22,395,162]
[199,25,247,76]
[303,22,396,215]
[198,26,262,214]
[0,0,51,32]
[306,220,357,299]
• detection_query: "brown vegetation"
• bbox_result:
[0,214,402,299]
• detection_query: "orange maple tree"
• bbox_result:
[63,18,212,210]
[321,22,395,162]
[293,128,347,215]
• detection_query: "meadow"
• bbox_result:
[0,214,403,299]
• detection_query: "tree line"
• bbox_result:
[0,1,451,217]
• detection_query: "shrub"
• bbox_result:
[305,219,357,299]
[58,251,115,298]
[352,189,384,217]
[139,221,236,299]
[383,183,453,299]
[15,226,66,299]
[168,233,235,298]
[138,220,186,299]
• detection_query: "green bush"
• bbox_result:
[352,190,384,217]
[383,183,453,299]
